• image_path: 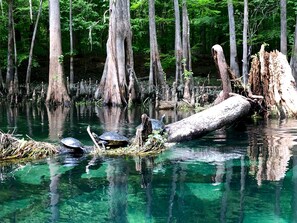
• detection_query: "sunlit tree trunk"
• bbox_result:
[291,16,297,82]
[69,0,74,90]
[280,0,287,56]
[242,0,248,85]
[26,0,43,94]
[227,0,240,77]
[47,0,70,106]
[174,0,182,85]
[182,0,192,102]
[95,0,136,106]
[6,0,14,89]
[148,0,165,94]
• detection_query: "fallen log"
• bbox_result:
[164,95,251,142]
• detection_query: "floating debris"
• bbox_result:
[0,131,59,160]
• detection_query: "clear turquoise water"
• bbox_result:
[1,103,297,222]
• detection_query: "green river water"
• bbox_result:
[1,102,297,223]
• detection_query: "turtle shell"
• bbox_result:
[137,114,165,131]
[98,131,129,147]
[61,137,84,151]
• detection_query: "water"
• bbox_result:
[1,102,297,222]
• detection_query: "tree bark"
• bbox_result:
[46,0,70,106]
[148,0,165,94]
[211,44,232,103]
[174,0,182,85]
[26,0,43,92]
[165,95,251,142]
[95,0,136,106]
[249,45,297,118]
[69,0,74,90]
[6,0,14,89]
[182,0,192,102]
[280,0,287,56]
[242,0,248,85]
[227,0,240,77]
[291,15,297,82]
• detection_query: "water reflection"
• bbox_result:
[2,103,297,222]
[106,158,129,223]
[247,120,297,185]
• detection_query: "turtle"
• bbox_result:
[137,114,165,132]
[60,137,85,153]
[150,114,166,131]
[94,131,129,147]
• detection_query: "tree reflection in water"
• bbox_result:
[247,120,296,186]
[107,159,129,223]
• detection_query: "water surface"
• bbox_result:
[1,102,297,222]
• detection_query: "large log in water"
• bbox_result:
[164,95,251,142]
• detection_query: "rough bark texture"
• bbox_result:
[227,0,240,77]
[174,0,182,85]
[249,45,297,118]
[47,0,70,106]
[165,95,251,142]
[211,44,232,104]
[280,0,287,56]
[134,114,152,147]
[290,15,297,82]
[148,0,165,93]
[6,0,14,89]
[242,0,248,85]
[182,0,192,102]
[96,0,136,106]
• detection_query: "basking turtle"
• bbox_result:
[150,114,165,131]
[60,137,85,153]
[94,131,129,147]
[137,114,165,131]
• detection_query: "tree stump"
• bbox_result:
[249,45,297,118]
[134,114,153,147]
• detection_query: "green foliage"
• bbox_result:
[0,0,296,85]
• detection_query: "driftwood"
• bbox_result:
[165,95,251,142]
[212,44,232,104]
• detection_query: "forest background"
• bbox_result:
[0,0,297,100]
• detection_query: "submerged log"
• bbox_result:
[165,95,251,142]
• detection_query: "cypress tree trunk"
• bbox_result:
[95,0,136,106]
[26,0,43,93]
[182,0,192,102]
[280,0,287,56]
[242,0,249,85]
[290,15,297,82]
[148,0,165,93]
[174,0,182,85]
[69,0,74,90]
[227,0,240,77]
[6,0,14,89]
[46,0,70,106]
